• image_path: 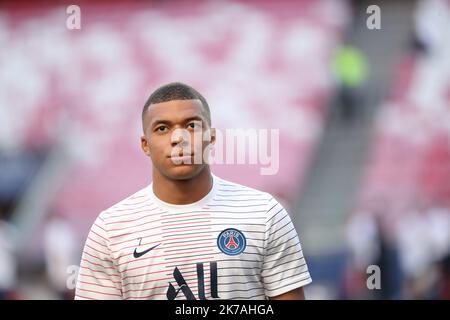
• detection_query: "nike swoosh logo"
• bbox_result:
[133,242,161,259]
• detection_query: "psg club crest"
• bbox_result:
[217,228,246,256]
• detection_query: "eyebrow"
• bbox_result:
[150,116,204,128]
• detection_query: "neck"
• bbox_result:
[152,167,213,205]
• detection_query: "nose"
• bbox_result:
[171,129,189,147]
[171,134,182,146]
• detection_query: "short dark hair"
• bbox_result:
[142,82,211,127]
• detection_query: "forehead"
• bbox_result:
[145,99,206,125]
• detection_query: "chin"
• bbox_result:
[165,164,203,181]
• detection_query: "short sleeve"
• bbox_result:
[75,214,123,300]
[261,197,312,297]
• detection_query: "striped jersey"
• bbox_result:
[75,174,312,300]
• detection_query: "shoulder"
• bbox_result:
[214,175,275,205]
[97,185,152,221]
[213,177,291,231]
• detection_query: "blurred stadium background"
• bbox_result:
[0,0,449,299]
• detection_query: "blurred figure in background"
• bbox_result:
[437,253,450,299]
[344,201,404,299]
[0,207,19,300]
[42,211,78,300]
[344,207,379,299]
[345,198,450,299]
[372,213,404,299]
[332,44,370,122]
[413,0,449,55]
[397,201,450,299]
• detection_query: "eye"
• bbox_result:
[188,122,201,130]
[156,125,168,133]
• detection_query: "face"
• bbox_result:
[141,99,215,181]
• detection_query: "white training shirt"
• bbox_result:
[75,174,312,300]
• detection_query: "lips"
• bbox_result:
[168,153,195,164]
[167,153,193,158]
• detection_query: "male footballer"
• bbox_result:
[75,82,312,300]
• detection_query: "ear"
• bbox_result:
[140,135,151,157]
[209,127,216,145]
